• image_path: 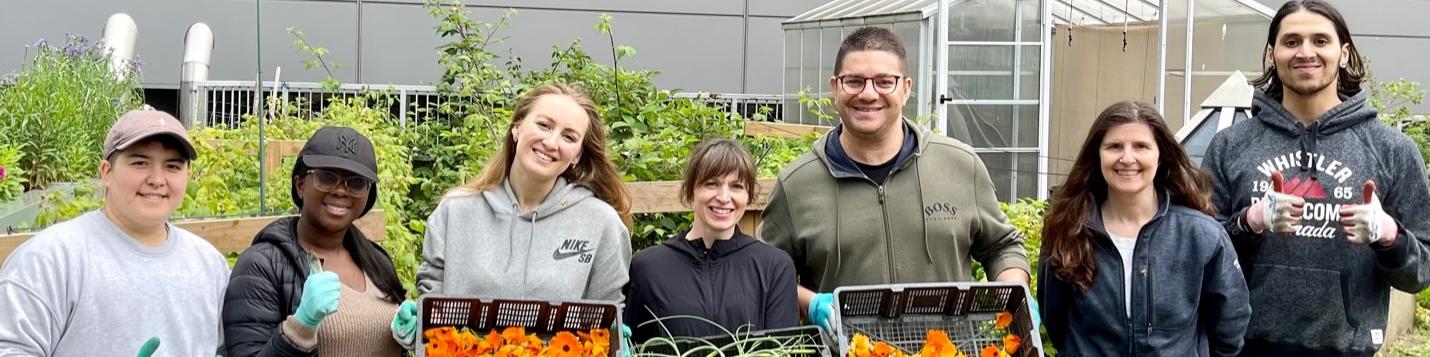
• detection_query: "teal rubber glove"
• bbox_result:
[392,300,418,345]
[295,271,342,328]
[136,337,160,357]
[807,293,835,330]
[1029,298,1043,328]
[620,323,632,357]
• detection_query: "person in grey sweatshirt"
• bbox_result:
[0,110,230,356]
[414,83,633,304]
[1202,1,1430,356]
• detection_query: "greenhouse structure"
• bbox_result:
[781,0,1274,201]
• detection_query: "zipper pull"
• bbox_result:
[878,186,886,204]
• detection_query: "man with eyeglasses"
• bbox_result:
[760,27,1031,330]
[0,110,230,356]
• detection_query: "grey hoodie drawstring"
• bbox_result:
[1300,123,1320,173]
[832,183,843,282]
[915,161,933,263]
[522,207,539,287]
[504,202,520,275]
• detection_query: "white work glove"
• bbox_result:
[1339,180,1398,245]
[1247,171,1305,234]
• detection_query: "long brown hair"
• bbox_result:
[457,83,632,226]
[1042,101,1212,291]
[1249,0,1365,99]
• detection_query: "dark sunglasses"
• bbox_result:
[306,169,372,196]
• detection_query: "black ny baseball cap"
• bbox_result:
[292,126,379,216]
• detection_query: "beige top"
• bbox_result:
[281,274,403,356]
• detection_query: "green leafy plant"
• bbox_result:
[416,0,813,251]
[287,27,345,90]
[33,182,102,227]
[0,35,144,190]
[0,144,26,203]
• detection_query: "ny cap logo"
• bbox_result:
[336,135,359,156]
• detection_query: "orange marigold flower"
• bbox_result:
[426,326,457,341]
[494,344,524,357]
[849,333,874,357]
[920,329,957,357]
[872,341,897,357]
[585,340,609,357]
[502,326,529,345]
[993,311,1013,330]
[585,328,612,345]
[527,333,545,351]
[541,331,583,357]
[1002,334,1022,354]
[980,344,999,357]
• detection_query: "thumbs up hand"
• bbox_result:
[1339,180,1398,246]
[1247,171,1306,234]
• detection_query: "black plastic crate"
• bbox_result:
[633,325,834,357]
[832,282,1043,357]
[417,295,622,357]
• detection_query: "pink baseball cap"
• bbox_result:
[102,110,197,161]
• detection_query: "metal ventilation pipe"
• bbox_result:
[102,13,138,80]
[179,23,214,128]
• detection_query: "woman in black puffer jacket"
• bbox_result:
[222,127,410,356]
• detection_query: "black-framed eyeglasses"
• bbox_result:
[837,75,904,95]
[306,169,372,196]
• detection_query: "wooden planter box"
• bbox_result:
[0,210,385,263]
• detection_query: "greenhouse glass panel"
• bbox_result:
[800,28,822,124]
[1164,0,1190,122]
[948,0,1017,42]
[946,103,1039,148]
[821,27,843,92]
[784,30,803,122]
[1019,45,1040,100]
[975,152,1040,201]
[1019,0,1044,40]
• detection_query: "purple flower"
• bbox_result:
[33,39,46,48]
[0,165,7,181]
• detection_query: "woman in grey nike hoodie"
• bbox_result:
[416,84,633,303]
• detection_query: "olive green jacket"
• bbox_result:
[758,118,1030,292]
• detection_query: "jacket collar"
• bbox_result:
[814,117,924,180]
[1084,190,1172,236]
[663,227,759,261]
[253,216,370,275]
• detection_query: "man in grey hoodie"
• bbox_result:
[1202,1,1430,356]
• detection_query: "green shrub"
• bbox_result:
[0,35,143,190]
[414,0,813,251]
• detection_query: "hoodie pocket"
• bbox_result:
[1245,264,1354,350]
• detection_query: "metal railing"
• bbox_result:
[670,92,785,122]
[187,80,786,127]
[189,80,456,128]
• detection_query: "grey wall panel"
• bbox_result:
[745,17,786,94]
[358,3,445,84]
[1356,37,1430,113]
[1258,0,1430,37]
[1,0,836,96]
[750,0,838,17]
[464,8,745,93]
[370,0,744,17]
[0,0,209,88]
[250,1,360,84]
